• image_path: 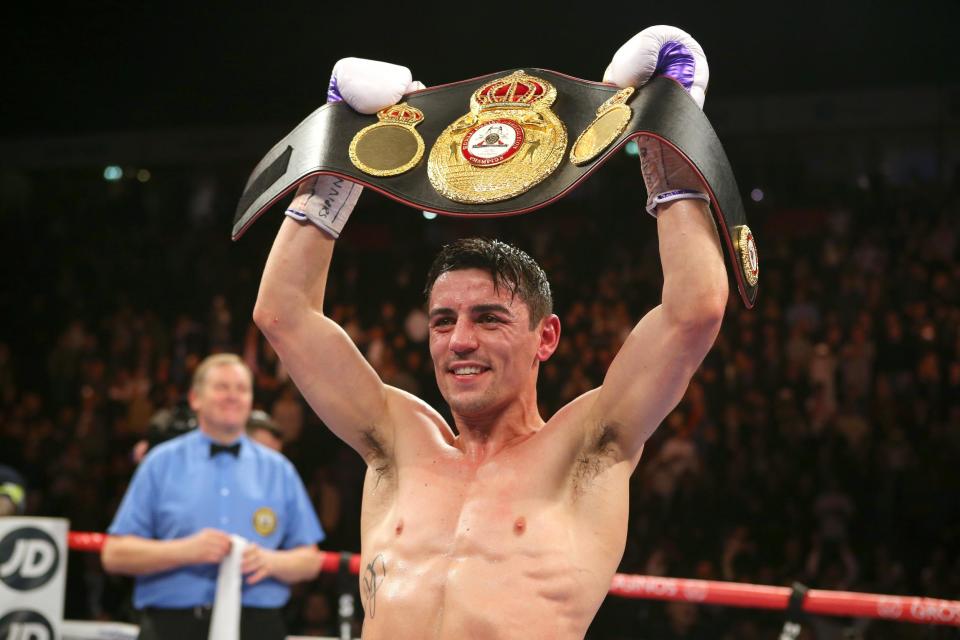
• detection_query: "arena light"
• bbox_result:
[625,140,639,157]
[136,169,151,183]
[422,211,438,220]
[750,188,764,202]
[103,166,123,181]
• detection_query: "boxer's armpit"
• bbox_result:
[362,553,387,618]
[572,423,620,496]
[363,429,393,489]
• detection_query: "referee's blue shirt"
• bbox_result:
[108,429,324,609]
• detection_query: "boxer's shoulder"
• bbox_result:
[384,385,457,448]
[358,390,454,499]
[545,388,603,441]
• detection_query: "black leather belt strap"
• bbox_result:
[232,69,758,308]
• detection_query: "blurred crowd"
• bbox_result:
[1,161,958,639]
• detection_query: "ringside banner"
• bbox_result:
[0,518,68,640]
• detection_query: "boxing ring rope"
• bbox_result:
[68,531,960,627]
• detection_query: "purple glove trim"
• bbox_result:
[326,74,343,104]
[655,41,695,91]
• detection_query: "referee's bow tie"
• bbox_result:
[210,442,241,458]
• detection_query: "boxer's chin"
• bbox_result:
[444,387,498,418]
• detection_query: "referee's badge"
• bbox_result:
[253,507,277,537]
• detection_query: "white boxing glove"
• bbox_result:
[287,58,425,237]
[327,57,425,115]
[604,25,709,109]
[604,26,711,216]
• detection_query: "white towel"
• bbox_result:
[209,534,246,640]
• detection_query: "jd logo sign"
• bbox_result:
[0,610,54,640]
[0,528,59,591]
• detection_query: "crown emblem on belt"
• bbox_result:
[471,72,555,109]
[378,104,425,124]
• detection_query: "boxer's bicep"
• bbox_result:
[592,305,717,463]
[264,309,394,461]
[256,218,397,461]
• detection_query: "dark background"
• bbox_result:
[5,1,958,137]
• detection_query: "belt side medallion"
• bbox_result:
[734,225,759,286]
[428,71,567,203]
[349,103,425,177]
[570,87,635,165]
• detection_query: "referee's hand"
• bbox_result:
[241,543,276,585]
[181,528,232,565]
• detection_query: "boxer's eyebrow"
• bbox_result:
[428,307,455,319]
[470,304,512,318]
[429,304,514,319]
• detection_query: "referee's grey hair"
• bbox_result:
[191,353,252,392]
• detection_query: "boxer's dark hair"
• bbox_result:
[424,238,552,328]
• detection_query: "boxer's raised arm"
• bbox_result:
[589,26,727,463]
[592,199,726,464]
[253,59,424,460]
[254,214,392,459]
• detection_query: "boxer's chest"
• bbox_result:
[375,444,574,558]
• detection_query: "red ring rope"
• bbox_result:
[68,531,960,627]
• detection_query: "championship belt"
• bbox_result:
[233,69,759,308]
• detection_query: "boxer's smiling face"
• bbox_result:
[428,268,553,419]
[190,362,253,439]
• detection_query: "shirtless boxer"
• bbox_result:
[253,26,726,639]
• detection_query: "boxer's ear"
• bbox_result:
[536,314,561,363]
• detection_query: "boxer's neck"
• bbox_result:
[452,396,544,462]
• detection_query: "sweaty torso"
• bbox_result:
[358,392,634,640]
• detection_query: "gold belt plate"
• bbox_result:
[349,103,425,177]
[570,87,635,166]
[428,71,567,204]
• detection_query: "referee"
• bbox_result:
[102,353,324,640]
